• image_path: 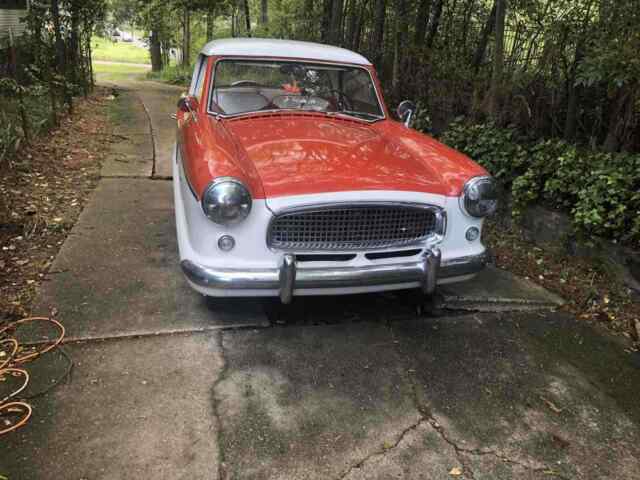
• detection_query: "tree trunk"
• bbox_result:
[392,0,408,94]
[603,86,633,152]
[244,0,252,36]
[51,0,65,74]
[424,0,444,48]
[7,33,30,144]
[461,0,476,49]
[488,0,506,119]
[150,29,163,72]
[260,0,268,26]
[413,0,432,46]
[86,30,95,90]
[372,0,386,67]
[50,0,71,113]
[182,8,191,66]
[352,0,367,50]
[321,0,332,42]
[564,0,595,140]
[231,11,236,37]
[563,45,584,140]
[206,6,215,40]
[70,1,83,95]
[471,3,496,72]
[329,0,343,45]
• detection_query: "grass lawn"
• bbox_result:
[92,36,150,64]
[146,64,191,87]
[93,62,150,82]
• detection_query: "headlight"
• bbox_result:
[201,177,252,225]
[460,176,498,218]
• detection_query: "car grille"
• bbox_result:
[268,205,441,251]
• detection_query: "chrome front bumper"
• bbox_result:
[181,249,487,303]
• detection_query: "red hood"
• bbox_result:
[221,113,486,199]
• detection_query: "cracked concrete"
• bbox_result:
[340,419,461,480]
[215,312,640,479]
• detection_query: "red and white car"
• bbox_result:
[174,38,497,303]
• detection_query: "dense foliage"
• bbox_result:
[0,0,106,166]
[125,0,639,154]
[442,122,640,246]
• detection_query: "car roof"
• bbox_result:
[200,38,372,66]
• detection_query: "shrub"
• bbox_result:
[441,121,640,246]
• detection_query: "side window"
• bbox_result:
[189,55,207,100]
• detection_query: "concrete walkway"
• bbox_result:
[1,74,639,480]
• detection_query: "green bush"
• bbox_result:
[441,121,640,246]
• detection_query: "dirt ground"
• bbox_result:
[0,88,116,322]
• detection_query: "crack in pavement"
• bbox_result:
[409,381,573,480]
[336,384,573,480]
[212,331,230,480]
[336,415,433,479]
[335,324,573,480]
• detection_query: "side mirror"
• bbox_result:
[397,100,417,128]
[177,94,198,113]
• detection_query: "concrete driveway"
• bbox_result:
[1,74,639,480]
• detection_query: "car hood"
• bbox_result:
[221,113,485,201]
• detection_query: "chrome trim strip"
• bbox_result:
[266,202,446,252]
[181,250,486,297]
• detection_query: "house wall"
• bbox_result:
[0,2,29,48]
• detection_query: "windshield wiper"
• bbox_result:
[326,110,381,122]
[340,110,382,120]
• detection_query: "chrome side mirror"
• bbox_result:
[397,100,417,128]
[177,94,193,113]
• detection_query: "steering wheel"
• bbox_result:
[325,89,353,111]
[231,80,262,87]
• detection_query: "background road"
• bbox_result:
[1,72,639,480]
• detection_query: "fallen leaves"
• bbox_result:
[539,395,563,414]
[1,88,112,321]
[449,466,463,476]
[484,220,640,351]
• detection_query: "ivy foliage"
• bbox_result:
[442,122,640,246]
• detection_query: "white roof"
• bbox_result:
[200,38,372,66]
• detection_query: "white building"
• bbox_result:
[0,0,29,48]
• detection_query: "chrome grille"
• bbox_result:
[268,205,441,251]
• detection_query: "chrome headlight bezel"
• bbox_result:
[201,177,252,225]
[460,176,498,218]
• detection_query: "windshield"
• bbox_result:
[209,59,384,120]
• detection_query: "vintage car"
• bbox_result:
[174,38,497,303]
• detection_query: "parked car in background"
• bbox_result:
[173,38,497,303]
